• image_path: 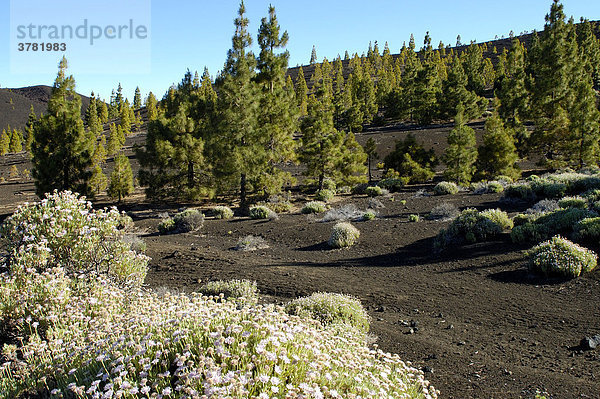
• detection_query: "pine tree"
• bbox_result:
[108,89,119,119]
[114,83,124,112]
[210,1,262,204]
[399,36,421,121]
[24,105,36,153]
[85,95,103,138]
[413,32,442,124]
[9,129,23,153]
[107,154,134,202]
[364,137,378,182]
[576,18,600,90]
[476,110,521,180]
[443,105,478,184]
[133,86,142,109]
[145,92,159,121]
[461,42,486,95]
[90,135,108,194]
[0,129,9,155]
[255,5,298,196]
[527,1,599,168]
[107,123,125,156]
[120,99,132,135]
[384,134,438,183]
[310,45,317,65]
[495,38,529,153]
[439,55,484,121]
[295,66,308,115]
[32,57,94,197]
[98,100,109,124]
[138,68,215,200]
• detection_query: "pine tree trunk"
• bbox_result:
[368,156,372,183]
[240,173,247,205]
[187,161,194,188]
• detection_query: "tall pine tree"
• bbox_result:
[32,57,94,197]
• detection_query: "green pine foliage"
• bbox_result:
[443,105,478,184]
[108,154,134,202]
[527,1,600,168]
[85,95,103,138]
[211,1,263,204]
[137,70,215,200]
[145,92,159,121]
[439,55,485,121]
[0,129,10,155]
[24,105,36,153]
[133,86,142,109]
[32,57,94,197]
[384,134,438,183]
[255,5,298,197]
[476,110,521,181]
[9,129,23,153]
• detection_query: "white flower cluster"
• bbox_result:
[527,235,597,278]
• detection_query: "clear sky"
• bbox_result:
[1,0,599,103]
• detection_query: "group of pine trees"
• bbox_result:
[27,0,600,202]
[136,2,368,203]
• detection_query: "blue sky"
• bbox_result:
[1,0,599,103]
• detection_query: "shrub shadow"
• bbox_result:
[488,269,571,285]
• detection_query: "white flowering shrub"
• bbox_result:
[213,205,234,219]
[328,222,360,248]
[301,201,327,214]
[434,181,459,195]
[527,236,597,278]
[199,279,259,304]
[285,292,371,333]
[0,190,148,287]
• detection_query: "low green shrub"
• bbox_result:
[573,217,600,241]
[315,189,335,202]
[434,208,510,251]
[487,181,505,193]
[249,205,277,220]
[513,213,536,227]
[322,178,337,191]
[329,222,360,248]
[480,208,514,230]
[511,223,551,244]
[285,292,371,333]
[173,209,205,232]
[558,196,588,209]
[365,186,384,197]
[530,179,567,199]
[504,183,535,201]
[376,178,407,192]
[117,214,135,231]
[213,205,234,219]
[362,210,376,221]
[527,236,597,278]
[510,208,595,244]
[199,279,259,304]
[408,214,420,222]
[158,217,176,234]
[351,183,368,195]
[583,189,600,202]
[301,201,328,214]
[494,175,514,184]
[122,234,147,253]
[434,181,459,195]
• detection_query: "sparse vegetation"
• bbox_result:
[235,235,270,251]
[409,214,420,222]
[315,188,335,202]
[365,185,384,197]
[428,202,459,221]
